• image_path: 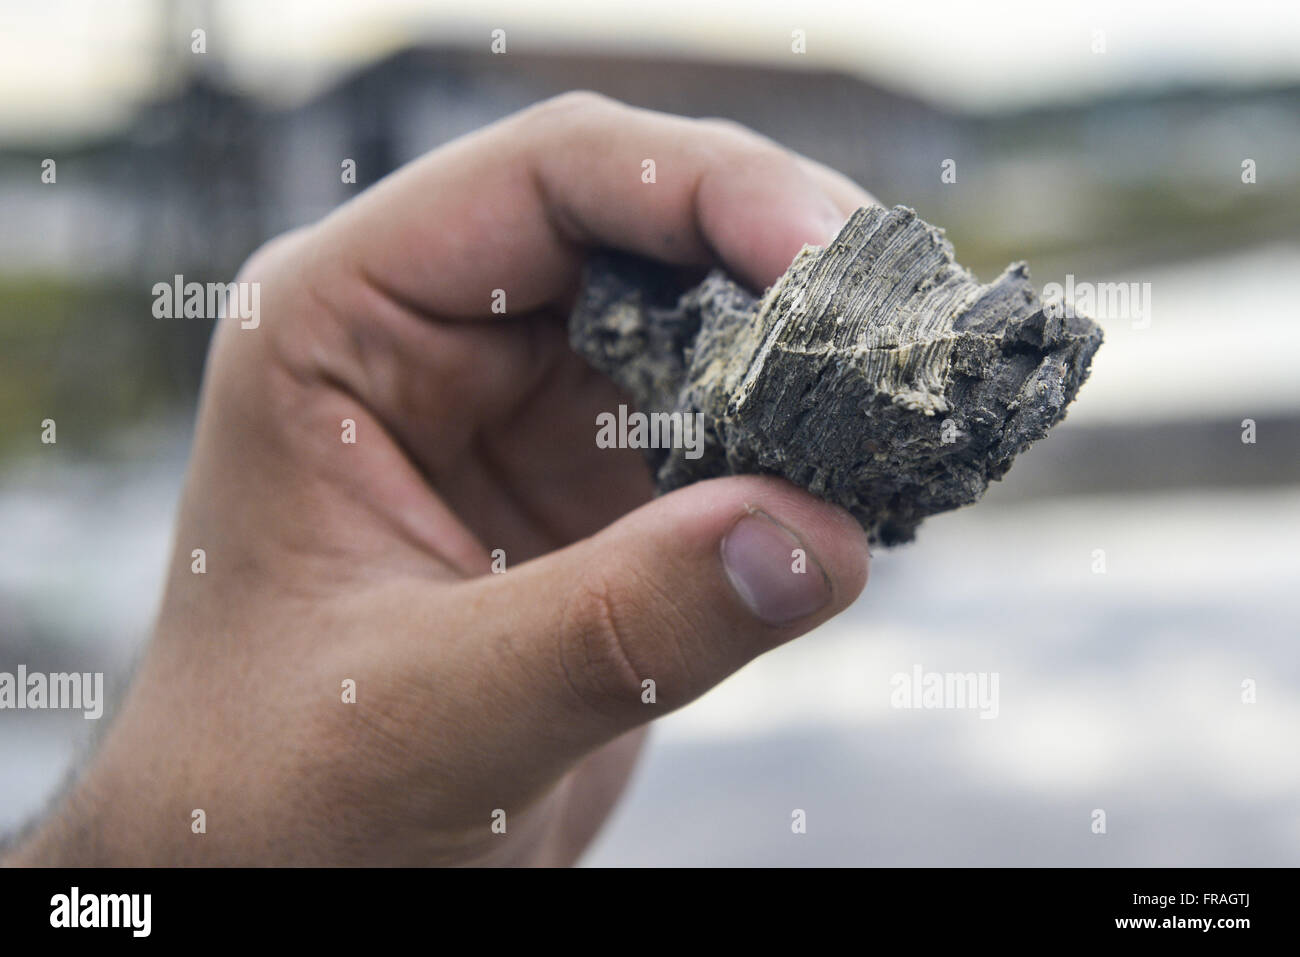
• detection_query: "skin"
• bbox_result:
[5,92,876,866]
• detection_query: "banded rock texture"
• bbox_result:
[570,205,1103,545]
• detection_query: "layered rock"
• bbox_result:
[570,205,1103,544]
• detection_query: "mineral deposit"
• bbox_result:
[570,205,1103,544]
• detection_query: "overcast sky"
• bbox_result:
[4,0,1300,141]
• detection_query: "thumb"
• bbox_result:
[465,475,870,752]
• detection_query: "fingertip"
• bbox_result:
[636,475,871,623]
[737,481,872,614]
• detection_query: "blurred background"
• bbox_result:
[2,0,1298,865]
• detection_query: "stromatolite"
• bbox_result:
[569,205,1103,545]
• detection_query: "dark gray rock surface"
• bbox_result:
[570,205,1103,544]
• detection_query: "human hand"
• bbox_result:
[8,92,874,866]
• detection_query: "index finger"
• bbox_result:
[316,91,875,320]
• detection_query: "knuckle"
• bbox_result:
[530,89,616,120]
[695,116,779,154]
[557,574,650,717]
[234,227,302,285]
[694,117,801,173]
[695,115,758,140]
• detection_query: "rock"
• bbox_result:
[569,205,1103,545]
